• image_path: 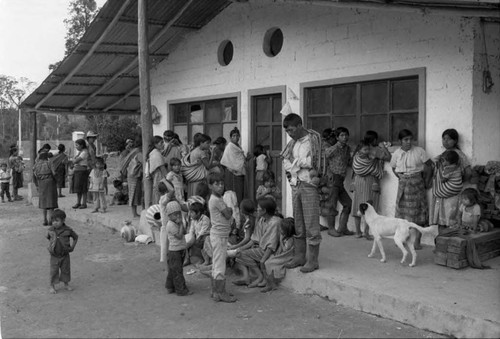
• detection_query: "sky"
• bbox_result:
[0,0,106,86]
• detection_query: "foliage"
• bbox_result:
[48,0,98,70]
[85,115,140,152]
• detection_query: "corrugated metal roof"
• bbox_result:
[22,0,499,115]
[22,0,232,115]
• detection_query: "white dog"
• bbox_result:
[358,203,437,267]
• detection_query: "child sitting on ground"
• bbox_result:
[166,157,185,204]
[457,188,481,233]
[256,170,281,201]
[185,201,211,266]
[229,199,256,286]
[47,209,78,294]
[261,217,295,293]
[110,179,129,206]
[165,200,192,296]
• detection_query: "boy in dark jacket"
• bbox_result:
[47,209,78,294]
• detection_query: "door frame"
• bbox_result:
[248,85,287,214]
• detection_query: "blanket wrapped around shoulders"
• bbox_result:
[221,142,246,176]
[352,153,384,180]
[181,152,208,183]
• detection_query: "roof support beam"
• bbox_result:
[72,0,195,113]
[23,106,139,116]
[35,0,133,110]
[96,16,202,29]
[276,0,500,18]
[104,84,140,112]
[73,50,169,57]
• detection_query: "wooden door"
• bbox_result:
[251,93,283,210]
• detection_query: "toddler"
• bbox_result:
[67,161,75,194]
[256,170,281,201]
[110,179,129,206]
[89,157,108,213]
[47,209,78,294]
[254,145,270,186]
[165,200,192,296]
[166,157,185,203]
[208,172,236,302]
[457,188,481,233]
[0,161,13,203]
[186,201,212,265]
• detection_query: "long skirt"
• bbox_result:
[54,165,66,188]
[430,195,459,227]
[11,171,23,189]
[395,174,428,226]
[187,180,205,198]
[151,170,163,205]
[264,241,294,279]
[38,177,58,209]
[224,171,245,204]
[72,169,89,194]
[351,175,380,216]
[128,177,143,207]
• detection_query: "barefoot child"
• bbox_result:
[230,199,256,286]
[262,217,295,293]
[165,200,192,296]
[186,201,211,265]
[89,157,108,213]
[208,172,237,302]
[47,209,78,294]
[256,170,281,201]
[234,197,281,288]
[166,157,185,204]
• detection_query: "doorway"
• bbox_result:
[250,90,284,211]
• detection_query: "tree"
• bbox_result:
[49,0,98,71]
[85,115,140,152]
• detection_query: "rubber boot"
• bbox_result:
[300,244,320,273]
[338,211,354,235]
[284,237,306,268]
[214,279,237,303]
[260,271,277,293]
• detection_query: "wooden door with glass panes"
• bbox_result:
[251,93,283,210]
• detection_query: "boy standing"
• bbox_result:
[0,161,13,203]
[47,209,78,294]
[208,172,236,302]
[165,200,192,296]
[324,127,354,237]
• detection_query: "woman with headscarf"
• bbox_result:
[221,127,247,204]
[147,135,168,204]
[127,135,144,218]
[182,133,212,197]
[51,144,68,198]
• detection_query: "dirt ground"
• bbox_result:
[0,196,443,338]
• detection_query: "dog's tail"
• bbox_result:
[408,223,438,234]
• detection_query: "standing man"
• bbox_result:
[281,113,323,273]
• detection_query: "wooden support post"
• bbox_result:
[138,0,153,208]
[30,111,37,171]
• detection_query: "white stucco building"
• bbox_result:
[148,1,500,218]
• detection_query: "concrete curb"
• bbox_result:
[281,269,500,338]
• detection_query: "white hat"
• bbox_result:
[86,131,98,138]
[166,201,181,216]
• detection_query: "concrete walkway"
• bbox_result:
[29,187,500,338]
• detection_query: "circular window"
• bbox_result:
[263,27,283,57]
[218,40,233,66]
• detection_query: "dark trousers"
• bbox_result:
[166,250,188,295]
[50,254,71,285]
[1,183,11,200]
[330,174,352,221]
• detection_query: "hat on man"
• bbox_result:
[86,131,99,138]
